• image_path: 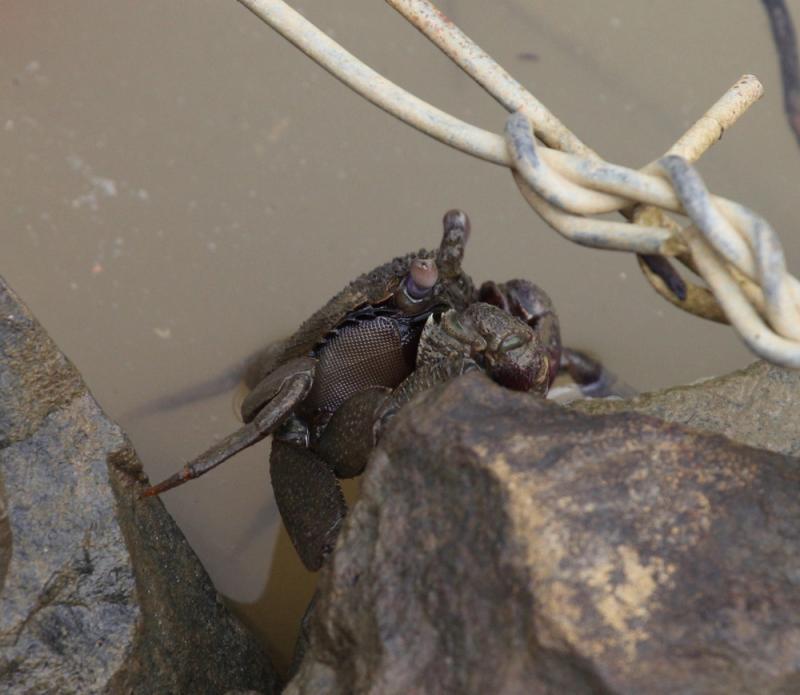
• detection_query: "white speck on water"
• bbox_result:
[67,154,118,211]
[135,188,149,201]
[619,271,627,281]
[153,327,172,340]
[267,116,290,143]
[4,120,13,131]
[207,241,218,253]
[94,177,117,196]
[610,17,622,29]
[71,193,95,210]
[25,60,40,74]
[69,281,79,291]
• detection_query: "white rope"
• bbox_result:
[235,0,800,368]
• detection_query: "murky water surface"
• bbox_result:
[4,0,800,669]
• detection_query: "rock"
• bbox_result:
[288,372,800,695]
[0,276,279,695]
[572,360,800,457]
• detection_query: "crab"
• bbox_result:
[143,210,621,570]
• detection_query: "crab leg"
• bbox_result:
[315,386,391,478]
[141,370,313,497]
[559,348,637,399]
[373,356,480,437]
[270,440,347,571]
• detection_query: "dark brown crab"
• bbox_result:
[143,210,618,570]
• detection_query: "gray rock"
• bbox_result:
[572,360,800,457]
[288,372,800,695]
[0,276,279,694]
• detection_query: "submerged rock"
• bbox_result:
[0,277,279,694]
[289,372,800,695]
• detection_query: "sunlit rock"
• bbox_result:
[289,372,800,694]
[572,359,800,458]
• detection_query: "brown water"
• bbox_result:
[4,0,800,671]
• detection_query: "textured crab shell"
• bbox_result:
[244,248,472,389]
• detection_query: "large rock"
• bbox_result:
[289,372,800,695]
[0,277,279,694]
[573,360,800,458]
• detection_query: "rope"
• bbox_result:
[236,0,800,368]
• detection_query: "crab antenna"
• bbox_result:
[437,209,470,278]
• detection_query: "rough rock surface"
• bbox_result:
[0,277,279,694]
[573,360,800,457]
[288,372,800,695]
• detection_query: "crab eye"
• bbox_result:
[405,258,438,299]
[500,333,527,352]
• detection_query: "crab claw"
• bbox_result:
[486,337,551,394]
[479,279,561,388]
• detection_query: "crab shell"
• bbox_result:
[243,212,475,391]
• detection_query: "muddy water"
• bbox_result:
[4,0,800,671]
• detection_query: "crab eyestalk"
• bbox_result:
[435,209,474,311]
[437,209,470,280]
